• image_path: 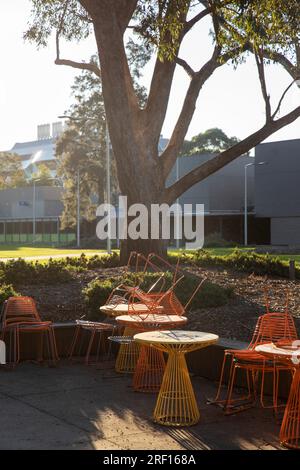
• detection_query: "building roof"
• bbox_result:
[11,138,55,169]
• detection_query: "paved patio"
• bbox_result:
[0,363,284,450]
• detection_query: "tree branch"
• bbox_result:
[164,105,300,203]
[260,48,297,78]
[183,7,211,34]
[175,57,196,78]
[144,5,189,144]
[272,79,295,119]
[160,46,222,180]
[218,14,297,79]
[55,57,101,77]
[55,0,101,77]
[255,51,272,123]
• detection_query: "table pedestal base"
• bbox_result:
[115,327,140,373]
[280,368,300,449]
[153,352,200,426]
[133,345,165,393]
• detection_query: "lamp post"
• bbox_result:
[106,122,111,254]
[244,161,267,246]
[175,157,180,249]
[76,168,80,248]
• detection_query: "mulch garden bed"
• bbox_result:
[18,265,300,342]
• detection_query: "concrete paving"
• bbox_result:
[0,362,284,450]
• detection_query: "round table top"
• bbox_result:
[100,303,164,315]
[134,330,219,346]
[116,314,187,326]
[255,343,300,364]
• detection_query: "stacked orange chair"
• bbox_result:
[0,296,59,367]
[211,290,298,415]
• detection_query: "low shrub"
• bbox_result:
[0,283,19,310]
[204,232,235,248]
[193,248,298,278]
[0,252,121,286]
[83,271,233,319]
[0,258,73,286]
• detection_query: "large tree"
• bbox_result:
[25,0,300,260]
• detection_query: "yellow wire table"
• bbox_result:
[256,342,300,449]
[134,330,219,426]
[116,314,187,392]
[100,303,164,373]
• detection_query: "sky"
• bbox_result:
[0,0,299,152]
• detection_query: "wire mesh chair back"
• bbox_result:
[126,274,185,320]
[106,251,178,307]
[126,251,151,274]
[248,288,296,349]
[2,296,42,328]
[254,312,298,346]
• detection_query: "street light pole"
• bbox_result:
[77,168,80,248]
[175,157,180,249]
[33,180,36,243]
[106,122,111,254]
[244,164,251,246]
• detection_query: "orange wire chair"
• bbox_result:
[0,296,59,367]
[210,289,298,415]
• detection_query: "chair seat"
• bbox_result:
[76,320,114,331]
[108,335,134,345]
[5,321,52,330]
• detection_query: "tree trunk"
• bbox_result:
[120,238,168,266]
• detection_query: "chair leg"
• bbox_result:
[85,329,96,365]
[37,331,44,363]
[47,327,59,366]
[224,365,256,415]
[208,352,233,405]
[68,325,81,360]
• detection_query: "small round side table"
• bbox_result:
[100,303,164,374]
[117,314,187,392]
[134,330,219,426]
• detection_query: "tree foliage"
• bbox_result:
[0,153,27,189]
[180,128,240,156]
[31,163,56,186]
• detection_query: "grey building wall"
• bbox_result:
[0,186,63,220]
[271,217,300,246]
[255,138,300,245]
[255,139,300,218]
[167,153,254,213]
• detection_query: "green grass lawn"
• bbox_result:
[0,245,106,259]
[1,244,300,265]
